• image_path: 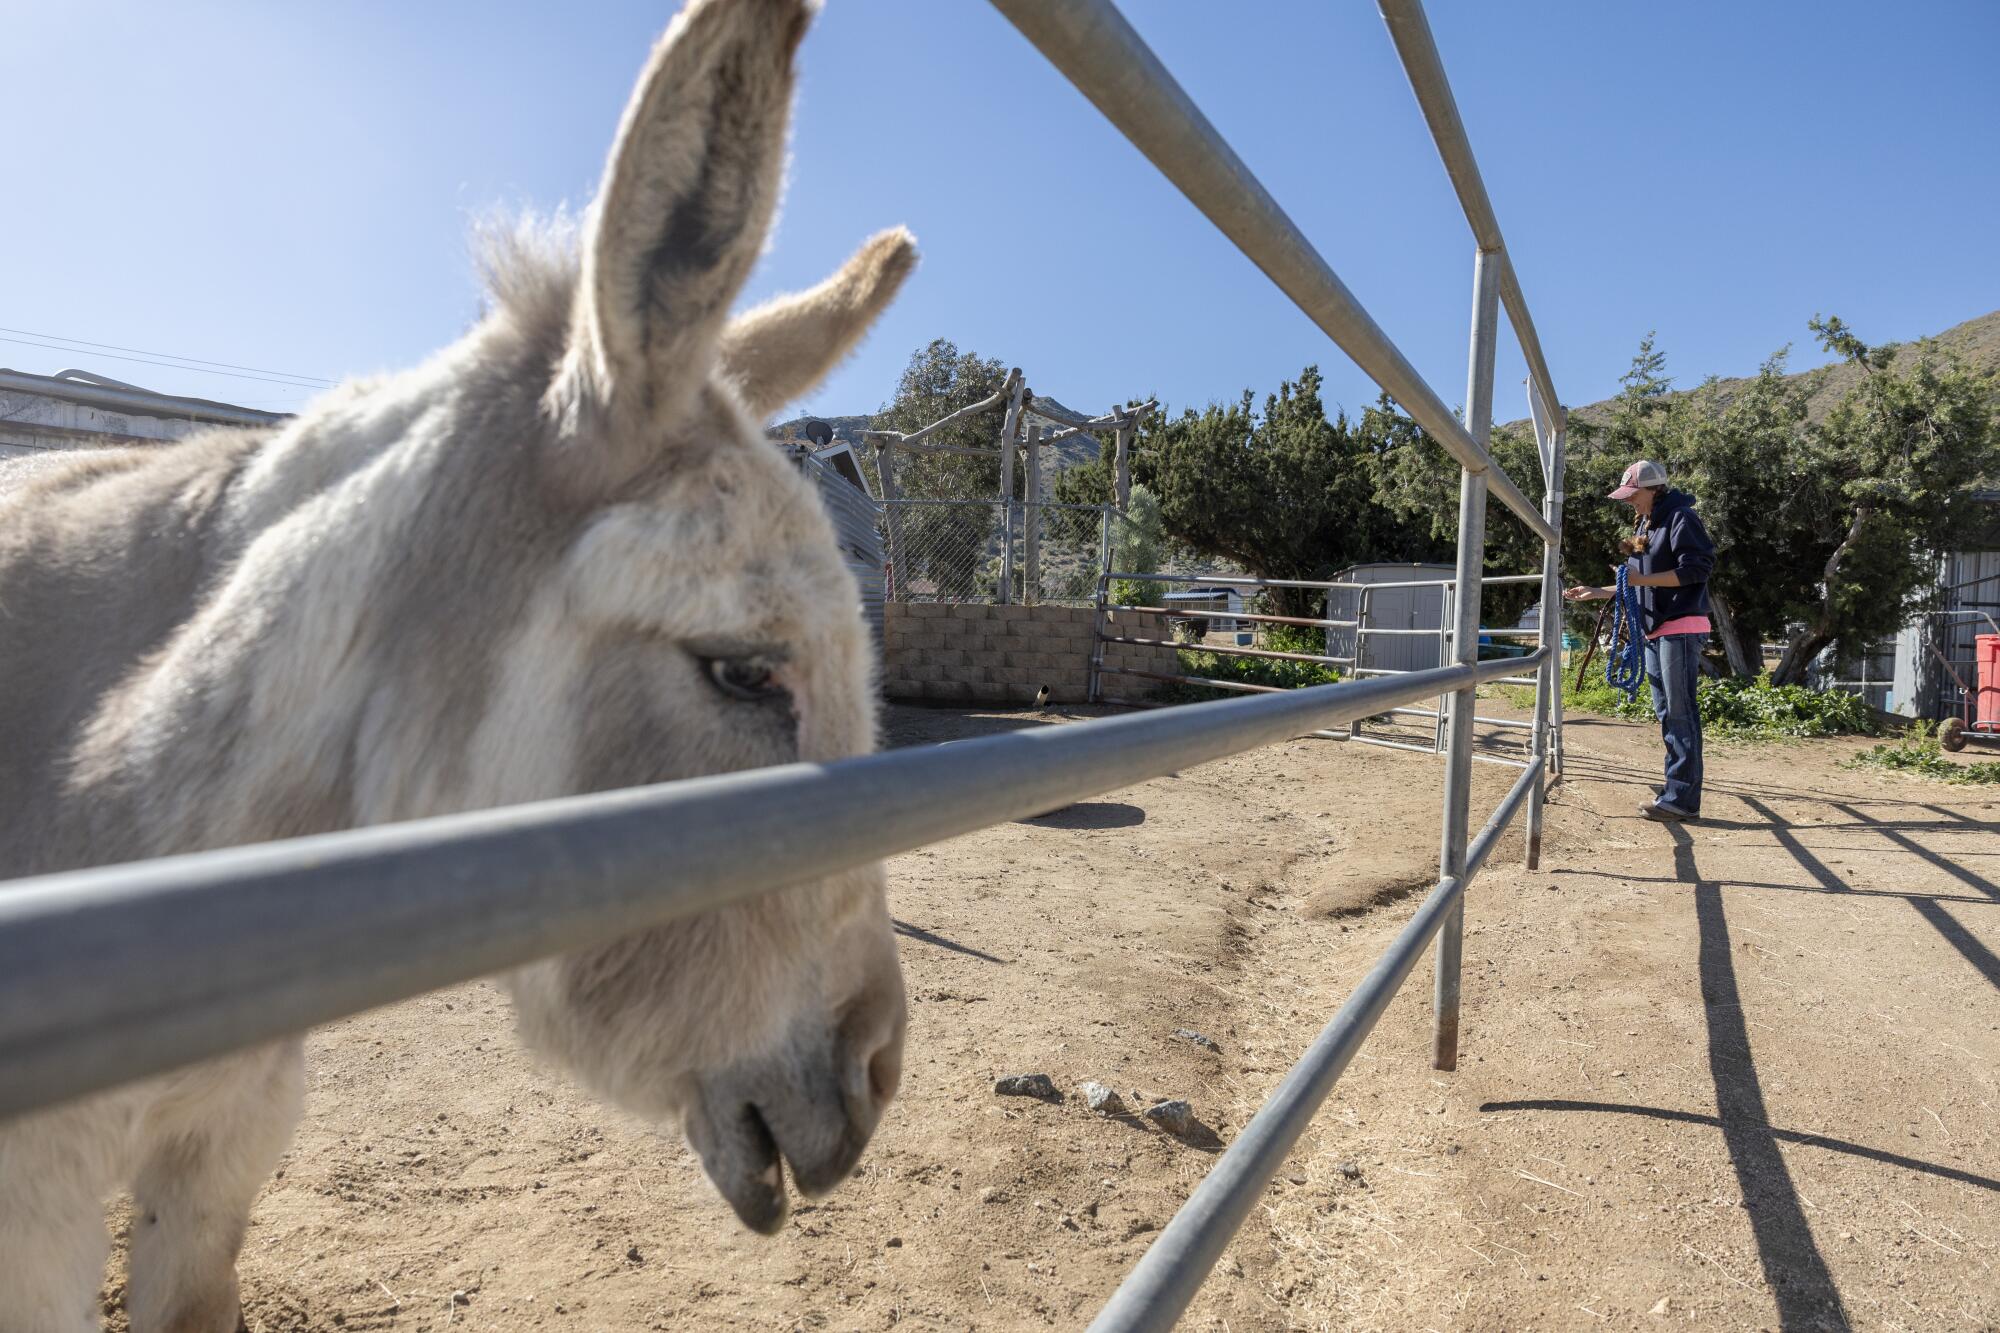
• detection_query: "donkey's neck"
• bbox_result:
[0,425,274,875]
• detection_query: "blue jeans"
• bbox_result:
[1644,632,1704,814]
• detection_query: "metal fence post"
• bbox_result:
[1526,386,1561,868]
[875,442,903,602]
[1525,524,1556,869]
[1549,411,1568,778]
[1434,246,1499,1072]
[1349,585,1372,738]
[1433,583,1453,753]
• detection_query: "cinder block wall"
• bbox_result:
[880,603,1178,705]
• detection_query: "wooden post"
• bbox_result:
[997,370,1026,502]
[875,440,902,601]
[996,373,1027,606]
[1113,410,1132,510]
[1024,424,1043,605]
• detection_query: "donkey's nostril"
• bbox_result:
[865,1034,903,1110]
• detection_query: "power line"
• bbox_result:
[0,325,337,387]
[0,336,333,392]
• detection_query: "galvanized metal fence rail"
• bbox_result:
[1089,568,1550,766]
[0,2,1568,1329]
[0,659,1536,1118]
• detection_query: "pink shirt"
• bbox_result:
[1649,615,1711,642]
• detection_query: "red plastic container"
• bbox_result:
[1979,634,2000,728]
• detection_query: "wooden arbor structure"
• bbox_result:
[862,366,1156,602]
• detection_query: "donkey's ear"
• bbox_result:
[718,228,919,421]
[571,0,810,423]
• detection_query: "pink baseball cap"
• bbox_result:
[1607,458,1667,500]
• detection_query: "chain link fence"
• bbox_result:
[1024,501,1106,606]
[879,499,1006,603]
[879,500,1113,606]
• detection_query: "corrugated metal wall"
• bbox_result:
[1325,563,1453,674]
[1932,548,2000,720]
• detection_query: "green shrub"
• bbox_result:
[1164,620,1340,702]
[1536,668,1878,740]
[1109,579,1152,609]
[1264,622,1330,656]
[1850,721,2000,784]
[1700,675,1879,738]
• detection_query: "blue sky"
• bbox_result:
[4,2,1994,425]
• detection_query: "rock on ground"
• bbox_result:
[1078,1081,1126,1114]
[1143,1099,1196,1137]
[993,1072,1060,1101]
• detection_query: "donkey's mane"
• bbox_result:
[473,211,583,350]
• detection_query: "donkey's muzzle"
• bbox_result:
[683,1011,904,1232]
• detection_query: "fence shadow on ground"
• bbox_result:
[1479,1099,2000,1198]
[1733,794,2000,993]
[1667,820,1854,1331]
[1018,801,1146,830]
[892,919,1008,964]
[1506,778,2000,1331]
[1550,865,1997,910]
[1490,811,1860,1328]
[1551,750,1994,821]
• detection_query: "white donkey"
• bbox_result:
[0,1,914,1327]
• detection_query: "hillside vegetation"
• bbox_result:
[1532,308,2000,434]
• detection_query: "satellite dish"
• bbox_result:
[802,419,833,447]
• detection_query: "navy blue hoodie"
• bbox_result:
[1625,490,1715,635]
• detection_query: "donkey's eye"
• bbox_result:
[702,655,786,703]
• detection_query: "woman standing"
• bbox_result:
[1564,459,1716,821]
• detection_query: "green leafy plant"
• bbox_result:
[1165,620,1341,701]
[1698,674,1879,737]
[1530,670,1878,740]
[1108,484,1166,609]
[1850,721,2000,783]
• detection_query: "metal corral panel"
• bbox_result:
[792,450,886,645]
[1326,562,1453,675]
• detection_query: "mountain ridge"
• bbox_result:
[1512,308,2000,432]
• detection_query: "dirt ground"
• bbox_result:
[110,698,1998,1331]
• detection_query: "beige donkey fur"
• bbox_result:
[0,1,914,1328]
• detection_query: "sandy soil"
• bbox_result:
[105,700,1999,1331]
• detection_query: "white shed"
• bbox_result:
[1325,562,1454,674]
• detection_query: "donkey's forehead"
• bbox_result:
[621,435,826,549]
[562,442,851,629]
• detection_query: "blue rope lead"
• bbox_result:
[1604,564,1647,702]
